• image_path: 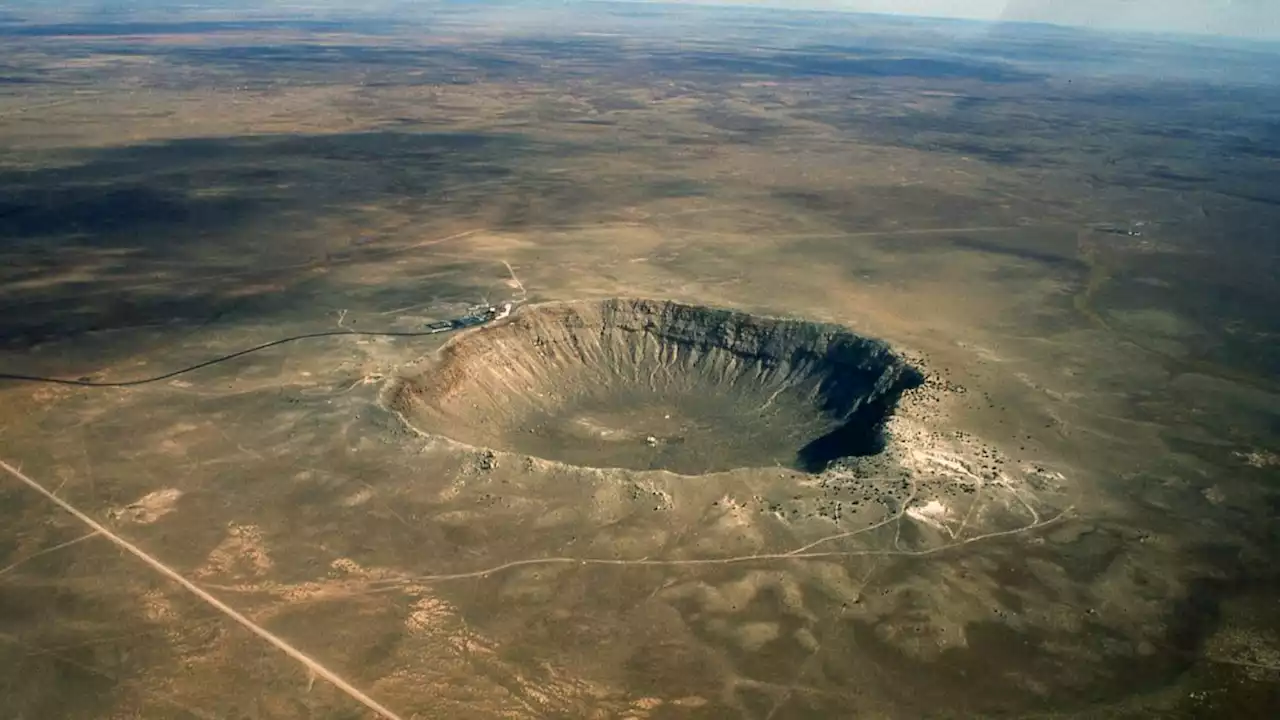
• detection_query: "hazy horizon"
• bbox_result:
[616,0,1280,39]
[2,0,1279,40]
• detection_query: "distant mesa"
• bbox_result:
[385,298,922,475]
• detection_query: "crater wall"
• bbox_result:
[386,298,922,474]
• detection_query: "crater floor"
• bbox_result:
[387,298,922,474]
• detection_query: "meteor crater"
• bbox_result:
[387,298,922,475]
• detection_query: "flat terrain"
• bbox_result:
[1,4,1278,718]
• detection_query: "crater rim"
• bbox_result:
[383,297,923,477]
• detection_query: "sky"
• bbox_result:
[632,0,1280,39]
[3,0,1275,39]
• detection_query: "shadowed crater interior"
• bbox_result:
[387,298,922,475]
